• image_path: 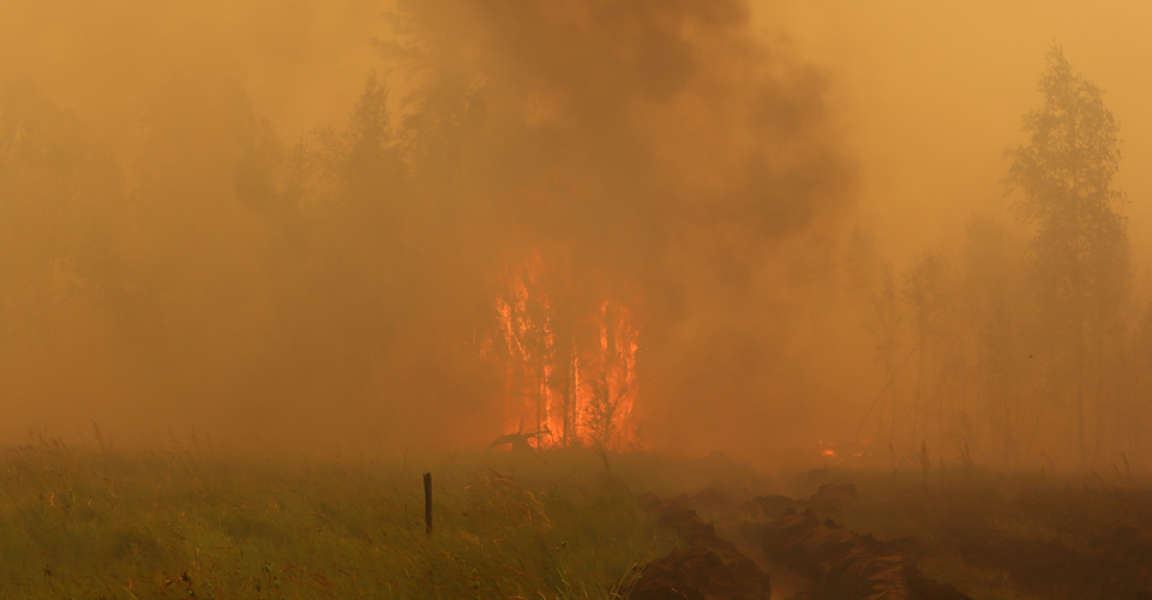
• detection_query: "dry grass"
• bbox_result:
[0,443,665,599]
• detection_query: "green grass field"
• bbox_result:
[0,443,675,600]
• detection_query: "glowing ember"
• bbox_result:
[492,255,640,450]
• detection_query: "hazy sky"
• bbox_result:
[1,0,1148,465]
[6,1,1146,244]
[762,1,1152,284]
[4,0,1146,262]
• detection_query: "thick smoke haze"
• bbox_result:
[2,0,1150,470]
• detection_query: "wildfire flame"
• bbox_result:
[815,439,873,463]
[493,254,640,450]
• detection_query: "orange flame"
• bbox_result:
[493,254,640,450]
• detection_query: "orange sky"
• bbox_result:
[761,1,1152,288]
[1,0,1149,465]
[4,0,1147,269]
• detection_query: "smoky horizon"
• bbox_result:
[2,0,1151,473]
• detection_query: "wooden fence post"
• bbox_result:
[423,472,433,536]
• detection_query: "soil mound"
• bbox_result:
[692,478,774,512]
[740,494,801,520]
[811,483,858,504]
[762,510,969,600]
[740,483,858,522]
[631,546,769,600]
[635,493,771,600]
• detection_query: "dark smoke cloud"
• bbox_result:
[384,0,855,453]
[0,0,854,459]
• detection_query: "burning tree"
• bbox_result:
[492,255,639,451]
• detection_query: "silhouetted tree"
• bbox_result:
[964,216,1026,463]
[1004,44,1130,463]
[0,80,128,358]
[1126,304,1152,460]
[866,259,901,445]
[903,250,956,453]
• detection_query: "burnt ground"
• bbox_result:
[821,472,1152,600]
[632,493,772,600]
[635,469,1152,600]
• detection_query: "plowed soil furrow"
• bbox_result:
[729,536,813,600]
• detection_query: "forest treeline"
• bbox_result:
[0,69,505,448]
[0,0,851,454]
[855,45,1151,467]
[1,0,1146,467]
